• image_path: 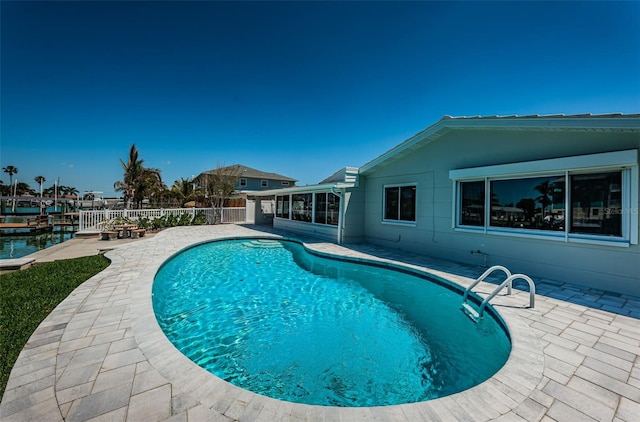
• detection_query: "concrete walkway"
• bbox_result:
[1,224,638,421]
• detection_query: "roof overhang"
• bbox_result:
[359,114,640,175]
[251,182,357,197]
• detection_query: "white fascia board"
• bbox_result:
[449,149,639,180]
[254,182,356,196]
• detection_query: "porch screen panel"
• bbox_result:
[276,195,290,219]
[327,193,339,226]
[315,193,327,224]
[292,193,312,222]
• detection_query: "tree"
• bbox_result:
[3,165,18,187]
[60,185,79,198]
[14,182,33,196]
[114,144,144,209]
[34,175,46,197]
[534,180,554,217]
[114,144,165,209]
[135,167,165,208]
[198,165,238,223]
[171,177,200,206]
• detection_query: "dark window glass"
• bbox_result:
[327,193,340,226]
[460,181,485,226]
[384,188,399,220]
[400,186,416,221]
[489,175,565,231]
[570,171,622,236]
[292,193,312,222]
[315,193,327,224]
[384,185,416,222]
[239,178,247,187]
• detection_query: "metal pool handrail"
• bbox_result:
[462,265,536,320]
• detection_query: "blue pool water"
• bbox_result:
[153,238,511,407]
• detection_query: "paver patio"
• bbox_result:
[1,224,639,421]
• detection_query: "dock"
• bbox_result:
[0,213,79,235]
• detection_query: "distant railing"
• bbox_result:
[78,207,246,231]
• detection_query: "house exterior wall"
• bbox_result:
[342,189,366,243]
[273,218,338,242]
[238,178,292,191]
[359,128,640,296]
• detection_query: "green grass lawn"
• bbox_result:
[0,255,110,399]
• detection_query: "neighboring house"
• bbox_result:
[197,164,297,193]
[256,114,640,296]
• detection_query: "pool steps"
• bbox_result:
[243,239,284,248]
[461,265,536,321]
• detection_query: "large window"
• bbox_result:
[292,193,312,222]
[276,195,289,218]
[489,175,565,231]
[571,171,622,237]
[315,192,340,225]
[384,185,416,222]
[451,150,638,244]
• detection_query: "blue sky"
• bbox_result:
[1,1,639,197]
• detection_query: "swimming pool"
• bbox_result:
[153,238,511,407]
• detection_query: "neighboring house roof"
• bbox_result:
[199,164,297,183]
[359,113,640,175]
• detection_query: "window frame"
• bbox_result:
[382,183,417,226]
[239,178,247,187]
[261,180,268,188]
[450,150,638,246]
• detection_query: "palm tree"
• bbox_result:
[134,167,164,208]
[171,178,199,205]
[64,186,79,198]
[3,165,18,187]
[114,144,144,209]
[114,144,164,209]
[34,175,46,196]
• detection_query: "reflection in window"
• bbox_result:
[384,185,416,222]
[327,193,340,225]
[292,193,312,222]
[571,171,622,236]
[276,195,289,218]
[489,176,565,231]
[459,181,485,226]
[315,193,340,225]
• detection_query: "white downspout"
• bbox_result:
[331,186,344,244]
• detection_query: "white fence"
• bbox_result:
[78,207,246,231]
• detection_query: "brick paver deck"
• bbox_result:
[1,225,638,421]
